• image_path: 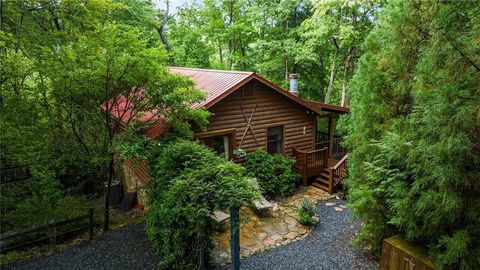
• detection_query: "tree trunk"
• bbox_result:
[324,38,339,104]
[341,48,353,107]
[158,0,173,63]
[48,0,62,31]
[227,1,234,70]
[103,156,114,231]
[218,43,223,65]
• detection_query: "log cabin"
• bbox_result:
[115,67,349,206]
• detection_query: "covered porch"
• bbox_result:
[292,104,348,194]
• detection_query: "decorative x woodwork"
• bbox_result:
[239,104,259,147]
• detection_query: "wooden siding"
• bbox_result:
[197,79,316,155]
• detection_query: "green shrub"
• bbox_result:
[147,140,257,269]
[244,150,298,198]
[1,166,98,233]
[273,154,297,197]
[244,150,276,196]
[297,199,316,226]
[149,139,220,188]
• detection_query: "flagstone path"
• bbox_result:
[217,199,378,270]
[211,186,335,265]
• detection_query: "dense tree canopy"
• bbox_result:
[2,0,479,269]
[165,0,382,102]
[1,0,208,231]
[346,1,480,269]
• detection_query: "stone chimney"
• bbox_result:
[289,73,299,96]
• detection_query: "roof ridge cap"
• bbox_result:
[168,66,253,75]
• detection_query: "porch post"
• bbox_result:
[328,116,336,158]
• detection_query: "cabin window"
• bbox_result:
[267,126,283,154]
[200,135,230,160]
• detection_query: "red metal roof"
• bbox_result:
[109,67,349,138]
[168,67,255,109]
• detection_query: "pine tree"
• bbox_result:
[346,1,480,269]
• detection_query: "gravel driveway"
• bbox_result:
[3,223,160,270]
[4,199,377,270]
[218,199,378,270]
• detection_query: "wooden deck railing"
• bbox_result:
[315,135,345,157]
[292,147,328,186]
[330,154,348,187]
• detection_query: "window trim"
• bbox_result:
[265,125,285,154]
[194,128,236,159]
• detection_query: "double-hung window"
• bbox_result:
[266,126,283,154]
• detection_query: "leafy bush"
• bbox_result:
[149,139,218,189]
[244,150,298,198]
[147,140,257,269]
[1,166,98,233]
[273,154,298,197]
[297,199,317,226]
[244,150,276,195]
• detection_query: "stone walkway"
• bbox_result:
[211,186,334,265]
[217,199,378,270]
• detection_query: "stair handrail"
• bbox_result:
[330,154,349,170]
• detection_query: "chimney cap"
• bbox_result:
[289,73,299,79]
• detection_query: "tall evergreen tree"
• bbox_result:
[346,1,480,269]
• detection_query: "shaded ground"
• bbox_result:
[212,187,333,265]
[3,223,160,270]
[218,199,378,270]
[4,199,376,270]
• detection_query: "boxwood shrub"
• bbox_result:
[244,150,298,198]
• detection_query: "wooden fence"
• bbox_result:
[0,208,94,254]
[0,165,31,184]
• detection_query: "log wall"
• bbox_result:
[199,79,316,155]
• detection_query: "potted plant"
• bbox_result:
[233,148,247,163]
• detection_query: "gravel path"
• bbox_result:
[4,200,377,270]
[218,199,378,270]
[3,223,160,270]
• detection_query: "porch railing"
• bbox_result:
[292,147,328,186]
[315,132,346,157]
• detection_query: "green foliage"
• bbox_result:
[146,140,257,269]
[1,0,209,233]
[233,148,247,159]
[244,150,298,198]
[273,154,298,197]
[346,1,480,269]
[165,0,382,103]
[297,199,316,226]
[1,169,95,233]
[244,150,276,196]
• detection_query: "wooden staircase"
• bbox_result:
[312,168,331,192]
[312,154,348,194]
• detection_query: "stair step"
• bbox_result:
[315,178,329,185]
[319,172,329,178]
[312,182,329,191]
